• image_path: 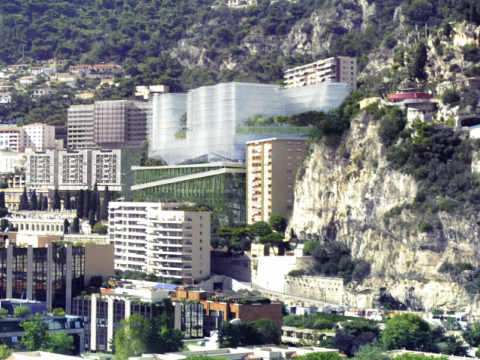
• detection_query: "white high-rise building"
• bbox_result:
[26,150,58,190]
[23,123,56,151]
[109,202,210,280]
[58,150,92,191]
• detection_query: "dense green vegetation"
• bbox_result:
[300,240,371,281]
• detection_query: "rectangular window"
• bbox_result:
[287,163,292,166]
[287,170,292,173]
[287,206,293,210]
[287,156,292,159]
[287,148,292,152]
[296,149,302,152]
[287,184,292,188]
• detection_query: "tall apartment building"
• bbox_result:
[0,243,113,314]
[0,124,56,152]
[283,56,357,90]
[109,202,210,281]
[23,123,56,151]
[58,150,92,191]
[92,149,121,191]
[0,127,22,152]
[26,149,140,196]
[246,138,307,224]
[25,150,58,190]
[68,101,149,150]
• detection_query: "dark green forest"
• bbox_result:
[0,0,479,124]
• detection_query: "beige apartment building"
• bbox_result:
[246,138,307,224]
[109,202,210,281]
[284,56,357,90]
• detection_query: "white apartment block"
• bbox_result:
[109,202,210,280]
[284,56,357,90]
[92,149,121,191]
[23,123,56,151]
[26,150,58,190]
[0,127,22,152]
[58,150,92,191]
[67,104,95,149]
[0,152,26,173]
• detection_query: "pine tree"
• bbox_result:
[100,186,110,220]
[42,197,48,211]
[83,190,91,219]
[71,217,80,234]
[53,188,61,210]
[77,190,84,218]
[89,210,95,228]
[30,190,38,211]
[64,191,71,210]
[63,219,70,234]
[0,191,5,209]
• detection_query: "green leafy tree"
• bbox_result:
[254,319,280,344]
[53,188,61,210]
[0,344,13,360]
[0,308,8,318]
[381,313,431,350]
[353,342,390,360]
[115,314,150,360]
[20,313,50,350]
[249,221,272,237]
[64,191,71,210]
[268,213,287,232]
[462,322,480,346]
[30,190,38,211]
[294,352,341,360]
[71,217,80,234]
[259,232,284,255]
[93,223,108,235]
[77,190,84,218]
[52,308,65,316]
[14,306,30,318]
[47,332,74,354]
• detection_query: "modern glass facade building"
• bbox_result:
[132,163,247,226]
[148,82,349,165]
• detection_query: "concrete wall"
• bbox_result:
[254,256,297,293]
[84,244,114,286]
[284,276,343,304]
[210,256,251,282]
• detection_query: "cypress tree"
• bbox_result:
[89,210,95,228]
[0,219,8,231]
[84,190,91,219]
[96,194,101,221]
[42,196,48,211]
[411,42,427,80]
[71,217,80,234]
[53,188,61,210]
[64,191,71,210]
[63,219,70,234]
[100,186,110,220]
[91,186,97,217]
[470,2,480,24]
[20,187,29,211]
[77,190,84,218]
[0,191,5,209]
[38,193,43,211]
[30,190,38,211]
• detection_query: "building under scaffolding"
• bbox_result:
[148,82,349,165]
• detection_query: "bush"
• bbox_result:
[419,222,434,233]
[92,223,108,235]
[441,89,460,106]
[287,269,305,276]
[378,109,407,146]
[14,306,30,318]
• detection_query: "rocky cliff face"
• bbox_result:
[288,112,480,312]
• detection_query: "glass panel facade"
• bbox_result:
[12,248,27,299]
[32,248,48,302]
[72,247,85,301]
[0,249,6,299]
[52,246,67,310]
[181,303,204,339]
[94,101,126,144]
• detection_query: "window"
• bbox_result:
[200,224,202,228]
[287,141,292,145]
[287,163,292,166]
[200,216,202,220]
[296,141,302,145]
[287,177,292,181]
[287,156,292,159]
[297,163,301,166]
[297,156,302,159]
[200,231,202,235]
[200,239,202,243]
[296,149,302,152]
[200,270,202,274]
[288,192,293,196]
[200,247,202,251]
[287,199,293,203]
[287,170,292,173]
[287,148,292,152]
[287,206,293,210]
[287,184,292,188]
